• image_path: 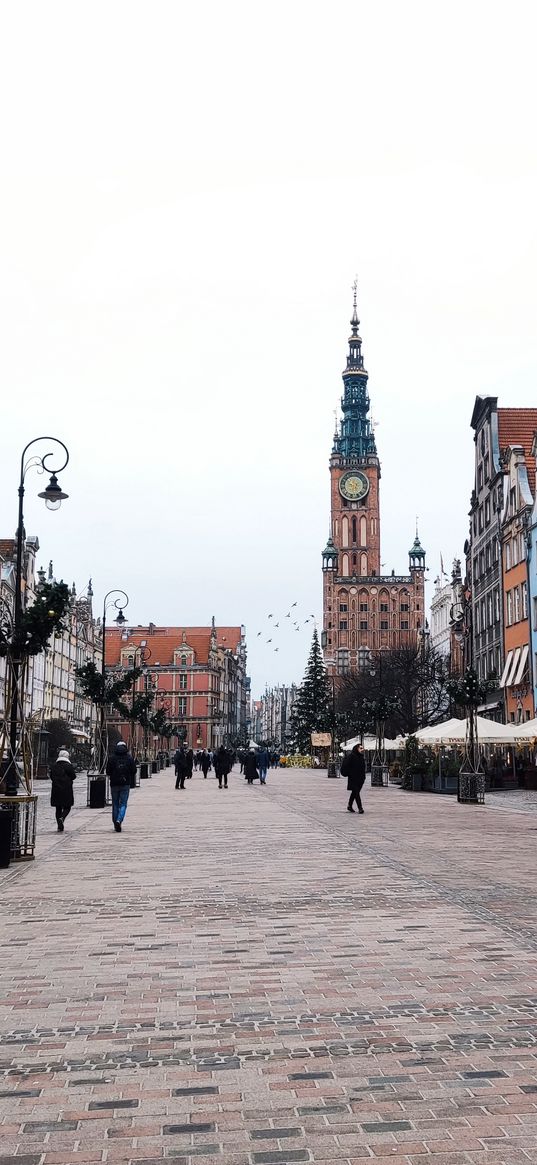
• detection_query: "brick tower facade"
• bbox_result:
[322,286,426,676]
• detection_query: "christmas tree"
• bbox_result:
[290,628,332,752]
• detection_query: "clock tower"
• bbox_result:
[322,285,425,675]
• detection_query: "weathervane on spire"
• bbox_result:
[350,275,359,333]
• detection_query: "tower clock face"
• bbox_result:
[339,470,370,502]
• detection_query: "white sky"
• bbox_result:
[1,1,536,699]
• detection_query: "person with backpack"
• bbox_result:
[106,740,137,832]
[49,748,77,831]
[340,743,366,814]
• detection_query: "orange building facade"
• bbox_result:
[105,621,248,751]
[322,289,426,675]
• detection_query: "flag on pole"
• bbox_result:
[440,553,445,576]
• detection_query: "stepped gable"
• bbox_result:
[498,408,537,495]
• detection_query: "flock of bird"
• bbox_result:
[255,602,317,652]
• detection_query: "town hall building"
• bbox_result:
[321,286,426,676]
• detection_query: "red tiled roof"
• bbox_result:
[498,408,537,496]
[105,626,243,667]
[0,540,15,560]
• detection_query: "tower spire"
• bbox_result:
[350,276,359,335]
[332,279,376,460]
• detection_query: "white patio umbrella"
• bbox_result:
[342,734,400,751]
[506,718,537,741]
[413,716,528,745]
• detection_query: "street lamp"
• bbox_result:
[2,437,69,794]
[98,589,129,771]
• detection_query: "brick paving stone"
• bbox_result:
[3,769,537,1163]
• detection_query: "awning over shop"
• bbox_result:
[500,645,530,688]
[513,644,529,686]
[500,648,518,688]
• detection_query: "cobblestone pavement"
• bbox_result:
[485,789,537,814]
[1,766,537,1165]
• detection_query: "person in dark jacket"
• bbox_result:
[50,748,77,831]
[185,748,194,779]
[341,744,366,813]
[257,747,270,785]
[244,749,259,784]
[200,749,211,778]
[174,747,188,789]
[106,741,137,831]
[214,745,231,789]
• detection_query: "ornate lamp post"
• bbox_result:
[1,438,69,795]
[98,590,129,771]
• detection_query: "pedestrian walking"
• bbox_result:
[49,748,77,832]
[341,744,366,814]
[257,746,269,785]
[186,748,194,779]
[201,749,211,778]
[174,746,188,789]
[244,748,259,784]
[106,740,137,832]
[214,745,231,789]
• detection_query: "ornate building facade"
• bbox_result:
[321,288,426,675]
[467,397,537,721]
[105,621,248,751]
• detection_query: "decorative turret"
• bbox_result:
[332,279,377,461]
[322,536,338,573]
[409,525,426,572]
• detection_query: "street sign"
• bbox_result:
[311,732,332,747]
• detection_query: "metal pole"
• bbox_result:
[4,480,26,793]
[99,607,106,772]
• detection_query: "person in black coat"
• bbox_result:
[200,749,211,778]
[243,750,259,784]
[50,748,77,831]
[214,745,231,788]
[341,744,366,813]
[185,748,194,778]
[174,747,188,789]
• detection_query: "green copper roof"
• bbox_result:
[332,286,377,460]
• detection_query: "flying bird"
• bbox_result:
[267,638,272,643]
[274,647,279,652]
[257,632,262,637]
[274,622,279,628]
[268,614,273,619]
[291,602,297,608]
[285,612,291,618]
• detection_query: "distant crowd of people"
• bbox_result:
[173,745,280,789]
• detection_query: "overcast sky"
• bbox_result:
[1,1,536,699]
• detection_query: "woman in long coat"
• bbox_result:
[243,750,259,785]
[341,744,366,814]
[50,748,77,831]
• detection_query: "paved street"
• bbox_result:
[1,767,537,1165]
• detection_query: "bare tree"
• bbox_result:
[336,645,453,739]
